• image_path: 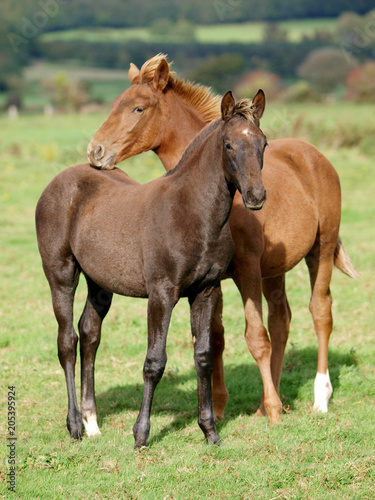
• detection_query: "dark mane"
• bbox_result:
[232,99,259,124]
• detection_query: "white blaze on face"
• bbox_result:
[242,128,251,136]
[313,370,333,413]
[83,412,101,437]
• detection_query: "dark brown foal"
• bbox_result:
[36,91,268,447]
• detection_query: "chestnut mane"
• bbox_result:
[137,53,222,124]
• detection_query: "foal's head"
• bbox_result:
[87,57,170,169]
[220,90,267,210]
[87,54,220,169]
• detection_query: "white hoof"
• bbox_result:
[313,370,333,413]
[83,414,101,437]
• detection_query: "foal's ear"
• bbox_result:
[128,63,140,83]
[221,90,235,121]
[251,89,266,122]
[153,59,170,91]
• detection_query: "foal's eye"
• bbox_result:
[225,143,233,151]
[133,106,144,114]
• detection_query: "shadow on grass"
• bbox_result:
[96,346,357,445]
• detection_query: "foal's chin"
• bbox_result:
[243,200,266,211]
[88,154,116,170]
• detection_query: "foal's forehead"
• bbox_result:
[112,83,158,109]
[226,118,264,140]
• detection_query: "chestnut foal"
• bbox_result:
[36,91,268,446]
[87,54,358,421]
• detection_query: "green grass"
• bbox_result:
[0,104,374,499]
[40,18,336,45]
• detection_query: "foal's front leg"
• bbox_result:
[189,285,222,445]
[133,289,176,448]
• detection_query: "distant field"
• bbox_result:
[41,18,336,45]
[0,63,130,108]
[24,63,129,82]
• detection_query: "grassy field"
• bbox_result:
[0,102,374,499]
[40,18,336,45]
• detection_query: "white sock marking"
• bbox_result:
[83,413,101,437]
[313,370,333,413]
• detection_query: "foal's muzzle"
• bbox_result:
[243,188,267,211]
[87,142,116,170]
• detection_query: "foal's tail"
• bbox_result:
[334,237,360,279]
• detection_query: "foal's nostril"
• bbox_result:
[247,188,266,203]
[93,144,105,160]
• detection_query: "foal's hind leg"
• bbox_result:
[305,242,335,413]
[211,289,229,420]
[79,276,113,437]
[48,258,82,438]
[258,275,291,416]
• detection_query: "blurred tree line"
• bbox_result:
[2,0,374,30]
[1,1,375,104]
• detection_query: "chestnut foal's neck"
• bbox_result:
[154,91,209,171]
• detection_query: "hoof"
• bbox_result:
[314,371,332,414]
[83,414,101,437]
[134,443,147,450]
[69,427,82,440]
[214,408,225,420]
[67,413,83,440]
[255,404,282,424]
[255,407,267,418]
[313,402,329,413]
[206,431,222,446]
[268,414,282,425]
[133,422,149,449]
[85,427,101,437]
[213,391,229,421]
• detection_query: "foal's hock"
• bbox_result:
[36,90,267,447]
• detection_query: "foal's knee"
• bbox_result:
[194,349,213,378]
[58,328,78,363]
[143,354,167,384]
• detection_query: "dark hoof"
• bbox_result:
[134,443,147,450]
[133,422,149,449]
[206,431,222,446]
[70,428,82,440]
[67,412,82,440]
